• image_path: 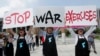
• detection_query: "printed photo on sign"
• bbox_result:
[33,7,65,27]
[65,6,97,26]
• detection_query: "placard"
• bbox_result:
[34,7,65,27]
[65,6,97,26]
[3,8,33,29]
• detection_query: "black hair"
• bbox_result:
[75,28,85,34]
[46,27,54,31]
[18,28,26,37]
[9,33,14,38]
[46,27,54,34]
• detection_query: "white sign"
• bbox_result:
[34,7,65,27]
[3,9,33,29]
[65,6,97,26]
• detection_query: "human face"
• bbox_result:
[47,28,53,34]
[78,30,84,35]
[19,30,24,36]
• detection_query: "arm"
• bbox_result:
[53,27,60,36]
[7,29,18,39]
[54,27,60,32]
[67,28,76,37]
[25,26,33,42]
[84,26,96,38]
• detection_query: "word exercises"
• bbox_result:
[65,6,97,26]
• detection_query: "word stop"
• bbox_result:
[5,11,30,24]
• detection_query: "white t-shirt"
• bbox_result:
[27,35,35,44]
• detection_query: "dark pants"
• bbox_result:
[40,36,43,45]
[32,43,35,50]
[28,43,35,50]
[28,43,32,50]
[88,41,96,51]
[35,36,39,47]
[0,48,3,56]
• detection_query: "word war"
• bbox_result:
[35,10,62,24]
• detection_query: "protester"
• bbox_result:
[88,33,97,54]
[28,34,35,51]
[43,27,59,56]
[8,28,31,56]
[60,28,66,44]
[39,28,44,45]
[67,26,96,56]
[33,28,39,47]
[32,35,35,51]
[1,32,8,56]
[0,33,4,56]
[5,33,14,56]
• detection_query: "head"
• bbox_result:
[46,27,54,34]
[18,29,26,37]
[76,29,85,35]
[8,33,14,38]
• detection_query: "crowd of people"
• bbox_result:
[0,26,98,56]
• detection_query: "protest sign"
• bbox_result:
[65,6,97,26]
[34,7,65,27]
[3,8,33,29]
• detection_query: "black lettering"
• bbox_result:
[36,13,46,23]
[54,14,62,23]
[45,10,54,24]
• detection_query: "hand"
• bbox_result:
[6,29,11,33]
[7,29,14,34]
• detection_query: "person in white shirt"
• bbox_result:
[67,26,96,56]
[27,34,35,51]
[88,33,97,54]
[60,28,66,44]
[39,28,44,45]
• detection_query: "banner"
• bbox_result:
[3,8,33,29]
[65,6,97,26]
[33,7,65,27]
